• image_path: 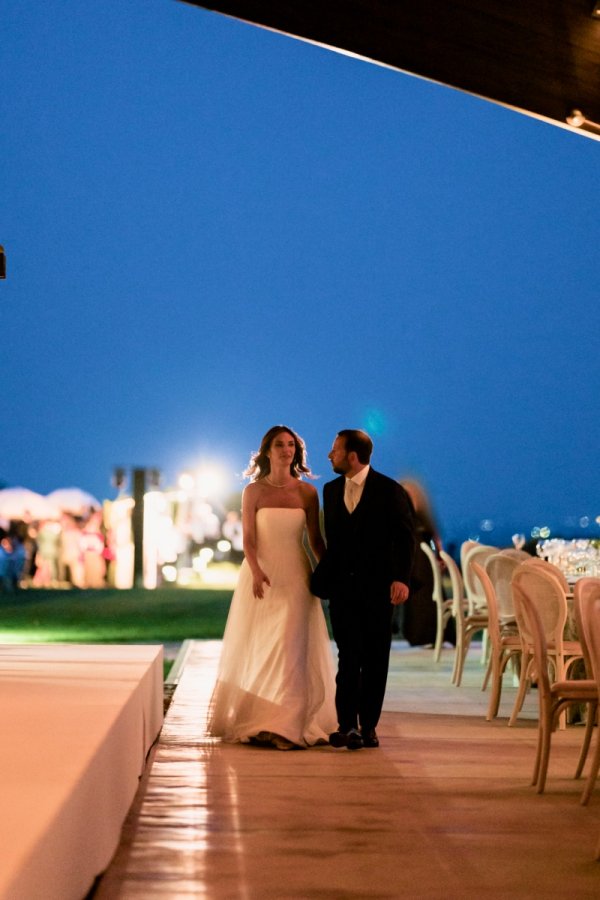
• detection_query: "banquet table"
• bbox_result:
[0,643,163,900]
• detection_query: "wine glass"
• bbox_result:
[512,533,526,551]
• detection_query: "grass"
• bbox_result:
[0,586,234,644]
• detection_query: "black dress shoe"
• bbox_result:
[361,728,379,748]
[346,728,364,750]
[329,730,348,748]
[329,729,363,750]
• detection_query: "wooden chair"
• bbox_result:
[573,578,600,805]
[440,550,487,687]
[459,539,479,575]
[462,544,496,668]
[499,549,531,562]
[521,556,570,593]
[509,564,584,728]
[583,595,600,860]
[472,561,521,721]
[462,544,496,615]
[486,552,522,626]
[515,587,597,794]
[420,541,453,662]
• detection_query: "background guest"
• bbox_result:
[397,479,454,647]
[81,509,106,588]
[59,515,85,588]
[33,520,62,587]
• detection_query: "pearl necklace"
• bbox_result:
[265,475,292,488]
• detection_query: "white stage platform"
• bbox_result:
[0,643,164,900]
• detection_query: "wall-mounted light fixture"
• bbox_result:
[566,109,600,135]
[592,2,600,19]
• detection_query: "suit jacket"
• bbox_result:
[311,468,415,600]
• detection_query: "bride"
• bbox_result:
[207,425,337,750]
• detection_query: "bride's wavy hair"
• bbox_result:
[244,425,314,481]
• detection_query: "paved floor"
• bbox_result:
[94,641,600,899]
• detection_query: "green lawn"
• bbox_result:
[0,587,234,644]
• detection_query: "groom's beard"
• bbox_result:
[332,463,348,475]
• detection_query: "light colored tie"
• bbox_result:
[344,480,358,513]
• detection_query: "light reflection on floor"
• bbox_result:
[95,640,600,898]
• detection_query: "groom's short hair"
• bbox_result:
[338,429,373,464]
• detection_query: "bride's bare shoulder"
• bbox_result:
[298,480,319,499]
[245,478,269,489]
[243,480,263,499]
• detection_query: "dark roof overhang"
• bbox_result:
[179,1,600,140]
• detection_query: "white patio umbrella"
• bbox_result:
[0,487,60,521]
[46,487,102,516]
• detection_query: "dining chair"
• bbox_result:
[499,549,532,562]
[583,596,600,860]
[459,540,489,608]
[509,565,584,728]
[462,544,497,668]
[514,587,597,794]
[440,550,487,687]
[459,539,479,575]
[521,556,570,594]
[573,578,600,805]
[486,553,523,626]
[472,561,522,721]
[462,544,496,615]
[420,541,453,662]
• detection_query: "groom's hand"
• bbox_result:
[390,581,409,606]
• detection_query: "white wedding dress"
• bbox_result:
[207,507,337,746]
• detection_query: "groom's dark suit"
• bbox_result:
[313,469,415,733]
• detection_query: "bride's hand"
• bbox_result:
[252,568,271,598]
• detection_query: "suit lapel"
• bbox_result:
[332,476,346,515]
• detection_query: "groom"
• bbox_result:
[312,429,415,750]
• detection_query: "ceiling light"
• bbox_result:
[566,109,600,134]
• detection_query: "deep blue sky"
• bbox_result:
[2,0,599,544]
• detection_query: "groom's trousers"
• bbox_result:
[328,582,393,732]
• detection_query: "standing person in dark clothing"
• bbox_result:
[398,479,447,646]
[311,429,415,750]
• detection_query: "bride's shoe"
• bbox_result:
[271,734,301,751]
[249,731,301,750]
[250,731,275,745]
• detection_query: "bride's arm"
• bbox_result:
[304,485,326,562]
[242,484,271,598]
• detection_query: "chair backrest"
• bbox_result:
[420,541,443,607]
[486,553,521,621]
[460,540,479,574]
[585,597,600,697]
[520,556,570,594]
[440,550,465,618]
[515,587,552,698]
[500,549,531,562]
[574,577,600,680]
[511,564,568,651]
[463,544,496,613]
[472,561,500,650]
